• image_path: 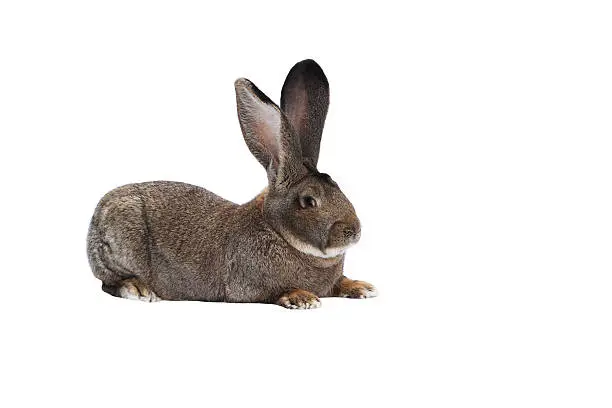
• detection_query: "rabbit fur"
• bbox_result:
[86,59,377,309]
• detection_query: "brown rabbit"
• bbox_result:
[86,59,377,309]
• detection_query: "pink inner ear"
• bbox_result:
[236,79,291,171]
[285,81,308,137]
[251,100,283,163]
[254,121,280,161]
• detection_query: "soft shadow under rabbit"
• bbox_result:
[87,59,377,309]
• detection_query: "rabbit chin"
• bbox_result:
[282,230,352,259]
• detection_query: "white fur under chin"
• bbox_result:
[283,232,353,259]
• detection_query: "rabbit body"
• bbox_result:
[87,60,376,308]
[88,181,343,303]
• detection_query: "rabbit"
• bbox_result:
[86,59,377,309]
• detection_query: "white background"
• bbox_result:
[1,1,611,407]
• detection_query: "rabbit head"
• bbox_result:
[235,59,360,259]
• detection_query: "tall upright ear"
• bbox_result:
[235,78,303,186]
[280,59,330,167]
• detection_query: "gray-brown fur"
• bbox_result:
[86,59,377,308]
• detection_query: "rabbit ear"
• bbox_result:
[235,78,303,187]
[280,59,329,167]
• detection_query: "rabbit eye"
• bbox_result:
[300,195,318,209]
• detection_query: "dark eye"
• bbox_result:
[300,195,318,209]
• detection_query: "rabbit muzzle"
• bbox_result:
[325,218,361,252]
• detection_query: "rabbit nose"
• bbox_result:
[340,221,361,242]
[328,219,361,247]
[350,227,361,243]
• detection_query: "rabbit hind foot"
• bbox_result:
[106,278,161,302]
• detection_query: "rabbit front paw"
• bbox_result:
[335,277,378,299]
[277,289,322,310]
